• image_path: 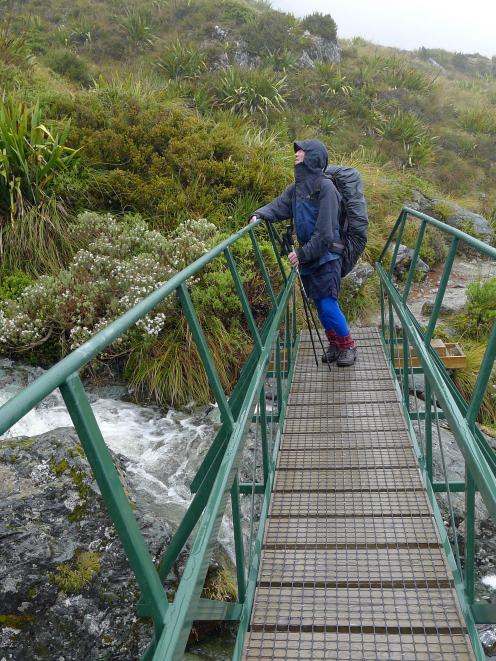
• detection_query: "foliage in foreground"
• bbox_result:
[0,211,280,405]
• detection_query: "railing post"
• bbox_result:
[177,282,235,430]
[231,474,246,603]
[466,319,496,428]
[389,210,407,277]
[402,330,410,414]
[425,380,433,479]
[224,247,263,352]
[402,220,426,302]
[248,228,277,308]
[465,468,476,606]
[425,237,459,343]
[59,373,167,636]
[259,385,270,484]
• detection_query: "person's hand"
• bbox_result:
[248,215,258,224]
[288,251,299,268]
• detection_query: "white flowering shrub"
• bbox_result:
[0,212,218,354]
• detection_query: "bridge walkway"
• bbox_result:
[242,327,476,660]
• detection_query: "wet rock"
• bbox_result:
[408,192,494,246]
[479,624,496,656]
[0,429,171,660]
[343,262,375,297]
[421,297,466,317]
[301,31,340,64]
[392,244,430,279]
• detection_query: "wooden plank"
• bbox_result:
[280,430,412,450]
[257,547,451,587]
[289,389,398,405]
[269,491,432,518]
[263,516,440,547]
[277,448,417,470]
[284,417,407,434]
[285,402,404,420]
[250,586,466,631]
[243,631,475,660]
[273,467,422,493]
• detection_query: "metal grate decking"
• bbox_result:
[242,327,476,660]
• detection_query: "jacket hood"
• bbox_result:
[294,139,328,192]
[294,139,329,174]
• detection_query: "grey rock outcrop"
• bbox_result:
[408,192,494,245]
[300,32,340,66]
[392,244,430,279]
[0,429,170,659]
[343,261,375,296]
[421,297,467,317]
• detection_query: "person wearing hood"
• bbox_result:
[249,139,357,366]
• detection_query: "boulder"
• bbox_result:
[301,31,340,64]
[0,429,169,659]
[421,296,467,317]
[392,244,430,279]
[342,261,375,297]
[408,192,494,246]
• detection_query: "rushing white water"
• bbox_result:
[482,575,496,590]
[0,358,237,553]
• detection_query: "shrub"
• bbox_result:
[0,271,34,301]
[216,67,287,118]
[458,107,496,135]
[45,49,92,86]
[0,213,217,357]
[260,49,298,72]
[156,41,206,79]
[0,98,78,272]
[241,10,301,55]
[301,12,337,42]
[375,110,437,167]
[0,23,32,66]
[118,9,155,50]
[464,278,496,339]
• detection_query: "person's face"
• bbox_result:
[295,148,305,165]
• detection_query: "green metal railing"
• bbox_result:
[0,219,298,660]
[377,206,496,659]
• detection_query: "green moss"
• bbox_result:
[51,459,69,477]
[0,614,35,628]
[51,550,101,594]
[0,438,34,450]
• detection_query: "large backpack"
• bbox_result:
[323,165,369,277]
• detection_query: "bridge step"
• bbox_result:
[243,327,476,660]
[244,631,473,660]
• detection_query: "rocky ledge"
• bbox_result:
[0,429,233,660]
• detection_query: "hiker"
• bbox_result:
[249,139,357,367]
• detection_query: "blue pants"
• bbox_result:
[315,297,350,337]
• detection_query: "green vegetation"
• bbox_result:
[0,614,35,628]
[0,0,496,406]
[51,551,101,593]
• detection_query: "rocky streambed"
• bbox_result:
[0,359,240,660]
[1,349,496,658]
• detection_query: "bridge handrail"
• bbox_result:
[377,205,496,650]
[0,218,298,660]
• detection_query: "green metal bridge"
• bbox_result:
[1,208,496,659]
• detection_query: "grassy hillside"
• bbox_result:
[1,0,496,406]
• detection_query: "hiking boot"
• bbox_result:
[322,343,339,363]
[337,345,357,367]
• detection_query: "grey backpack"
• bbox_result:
[323,165,369,277]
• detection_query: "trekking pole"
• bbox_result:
[266,222,331,371]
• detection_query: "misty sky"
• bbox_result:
[271,0,496,58]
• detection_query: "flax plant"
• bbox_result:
[0,98,78,272]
